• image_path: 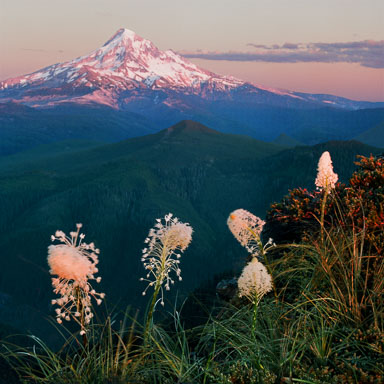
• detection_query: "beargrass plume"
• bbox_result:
[140,213,192,303]
[237,258,272,303]
[48,224,105,336]
[315,150,338,192]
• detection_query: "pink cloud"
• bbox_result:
[182,40,384,68]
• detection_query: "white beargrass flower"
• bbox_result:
[238,258,273,303]
[48,224,104,334]
[315,151,338,193]
[227,209,265,253]
[140,213,192,305]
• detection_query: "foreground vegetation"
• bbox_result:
[1,153,383,383]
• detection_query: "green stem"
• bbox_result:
[257,239,278,301]
[75,287,88,348]
[320,186,329,243]
[143,282,161,345]
[143,243,169,345]
[251,298,264,371]
[251,298,259,336]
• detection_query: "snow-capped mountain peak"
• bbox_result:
[0,28,244,107]
[103,28,138,45]
[0,29,379,110]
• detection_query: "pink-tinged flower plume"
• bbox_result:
[48,224,104,335]
[227,209,265,253]
[140,213,192,306]
[238,258,272,303]
[315,151,338,193]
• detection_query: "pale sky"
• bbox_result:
[1,0,383,101]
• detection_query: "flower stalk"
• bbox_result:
[140,213,192,344]
[315,151,338,242]
[48,224,104,341]
[227,209,277,299]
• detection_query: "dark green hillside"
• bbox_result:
[287,107,384,144]
[99,120,283,166]
[0,139,104,171]
[355,121,384,148]
[0,120,381,339]
[259,140,383,193]
[207,104,384,144]
[2,102,384,157]
[0,102,156,156]
[273,133,303,147]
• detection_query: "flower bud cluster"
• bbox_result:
[315,151,338,193]
[48,224,104,334]
[227,209,265,253]
[140,213,192,305]
[238,258,272,303]
[227,209,275,303]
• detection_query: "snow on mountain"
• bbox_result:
[0,28,382,110]
[0,29,246,107]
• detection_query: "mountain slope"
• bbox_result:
[354,121,384,148]
[1,100,384,156]
[0,28,243,108]
[1,28,382,111]
[273,133,303,147]
[0,101,157,155]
